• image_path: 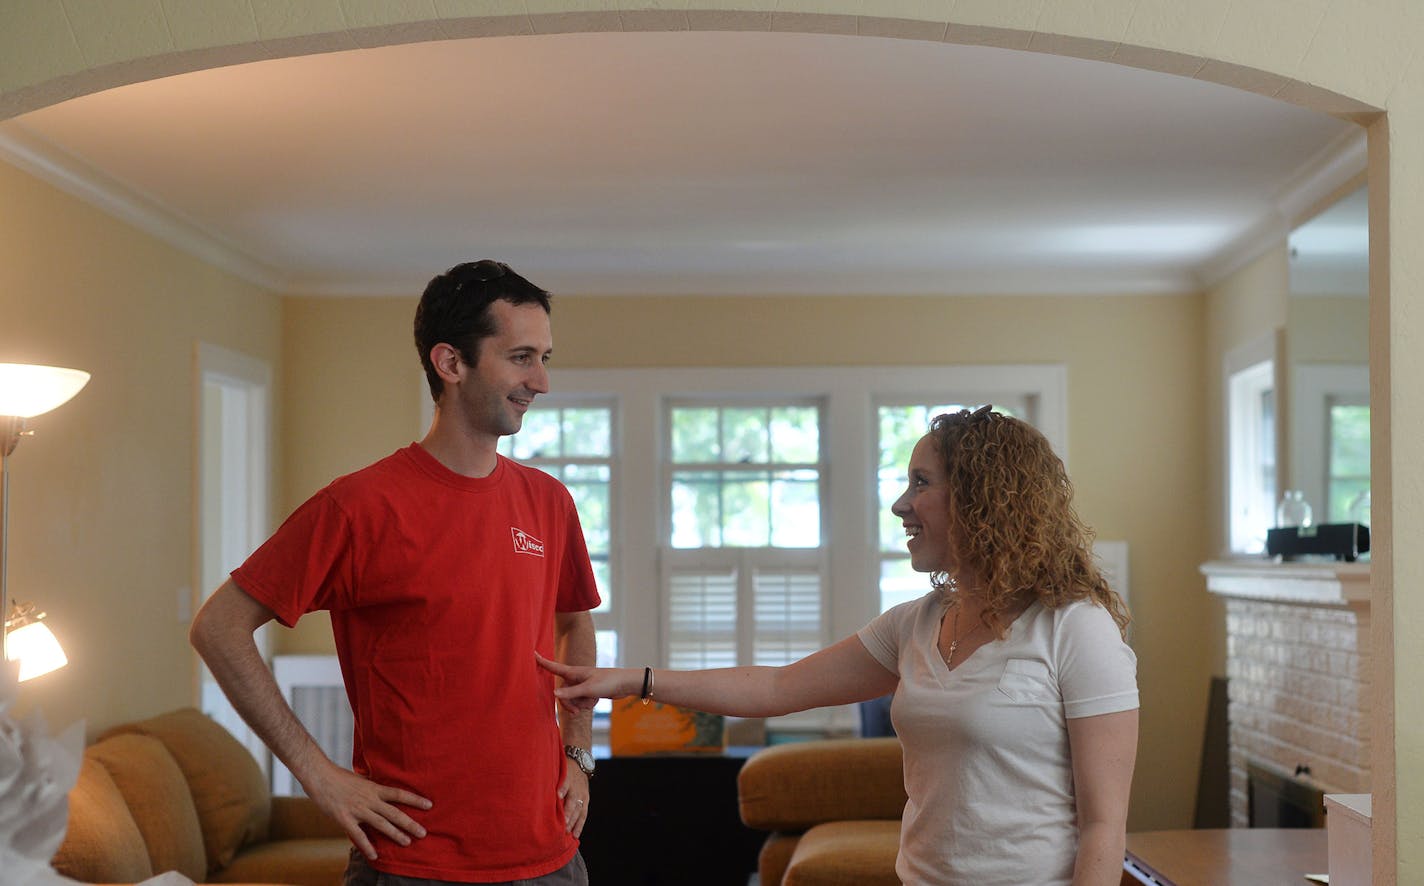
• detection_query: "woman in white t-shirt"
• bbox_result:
[539,406,1138,886]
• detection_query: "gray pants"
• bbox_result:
[342,848,589,886]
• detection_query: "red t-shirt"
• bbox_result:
[233,444,600,881]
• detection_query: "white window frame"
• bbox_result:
[664,396,826,550]
[546,365,1066,735]
[1225,334,1278,555]
[662,397,829,670]
[1290,363,1369,523]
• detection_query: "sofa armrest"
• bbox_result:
[737,738,907,831]
[268,795,347,840]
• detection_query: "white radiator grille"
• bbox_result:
[273,655,353,796]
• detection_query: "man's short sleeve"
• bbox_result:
[230,490,354,628]
[555,489,601,613]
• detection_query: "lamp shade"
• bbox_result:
[5,619,67,682]
[0,363,90,418]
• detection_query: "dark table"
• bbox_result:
[579,746,766,886]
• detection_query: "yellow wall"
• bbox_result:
[1290,295,1370,364]
[0,159,282,736]
[5,2,1423,876]
[280,290,1208,830]
[281,296,422,508]
[1201,247,1290,673]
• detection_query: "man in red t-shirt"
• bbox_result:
[191,260,600,885]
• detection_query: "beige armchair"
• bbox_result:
[736,737,905,886]
[52,708,348,885]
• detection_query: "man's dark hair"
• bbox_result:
[414,259,552,401]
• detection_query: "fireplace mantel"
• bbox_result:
[1201,559,1370,607]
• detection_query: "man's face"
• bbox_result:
[453,300,552,442]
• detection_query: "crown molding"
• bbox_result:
[1275,127,1369,225]
[1196,127,1367,290]
[0,121,289,292]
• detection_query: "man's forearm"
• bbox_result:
[205,634,329,780]
[190,586,332,786]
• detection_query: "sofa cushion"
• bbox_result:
[783,820,901,886]
[103,708,271,874]
[87,732,208,882]
[738,738,907,831]
[758,832,801,886]
[214,837,352,886]
[269,795,346,840]
[51,755,155,883]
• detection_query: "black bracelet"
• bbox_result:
[639,666,653,704]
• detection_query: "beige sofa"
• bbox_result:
[737,737,905,886]
[51,708,349,885]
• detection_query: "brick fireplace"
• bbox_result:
[1202,561,1371,827]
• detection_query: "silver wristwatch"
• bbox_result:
[565,744,595,776]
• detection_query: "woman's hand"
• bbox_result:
[536,652,642,712]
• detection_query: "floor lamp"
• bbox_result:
[0,362,89,682]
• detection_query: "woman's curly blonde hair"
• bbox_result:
[928,407,1130,639]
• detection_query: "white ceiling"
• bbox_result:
[0,30,1363,297]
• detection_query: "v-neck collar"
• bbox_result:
[929,598,1040,684]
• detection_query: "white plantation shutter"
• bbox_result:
[667,567,739,669]
[663,549,823,669]
[753,568,822,666]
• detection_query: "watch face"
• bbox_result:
[567,746,595,773]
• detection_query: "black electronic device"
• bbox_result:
[1265,522,1370,562]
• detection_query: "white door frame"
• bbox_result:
[194,341,273,770]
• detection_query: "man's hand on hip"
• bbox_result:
[302,756,432,861]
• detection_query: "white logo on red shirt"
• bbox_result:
[511,527,546,557]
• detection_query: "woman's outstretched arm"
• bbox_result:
[537,634,899,718]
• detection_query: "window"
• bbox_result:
[1228,357,1277,554]
[1326,398,1370,523]
[875,399,1028,613]
[1289,363,1369,530]
[470,364,1065,735]
[663,401,826,669]
[497,400,618,669]
[668,403,820,548]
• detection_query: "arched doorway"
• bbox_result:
[0,5,1408,878]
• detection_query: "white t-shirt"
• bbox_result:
[858,593,1138,886]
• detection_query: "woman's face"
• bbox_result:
[891,434,954,573]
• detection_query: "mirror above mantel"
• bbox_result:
[1224,179,1370,557]
[1284,183,1370,528]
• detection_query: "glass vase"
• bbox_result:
[1276,490,1314,528]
